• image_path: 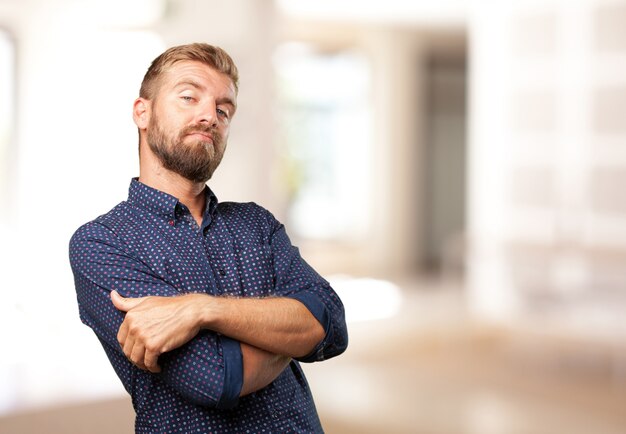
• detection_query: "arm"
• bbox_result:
[199,296,325,358]
[240,343,291,396]
[69,223,243,408]
[111,291,292,396]
[211,205,349,362]
[264,209,349,362]
[111,290,324,371]
[112,206,348,370]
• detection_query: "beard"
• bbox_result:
[147,114,226,183]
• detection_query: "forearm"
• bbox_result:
[239,343,291,396]
[199,296,325,358]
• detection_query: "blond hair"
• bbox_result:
[139,43,239,99]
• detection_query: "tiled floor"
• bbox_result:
[2,279,625,433]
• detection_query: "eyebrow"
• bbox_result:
[174,80,203,91]
[174,80,237,108]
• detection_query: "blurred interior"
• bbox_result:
[2,0,626,432]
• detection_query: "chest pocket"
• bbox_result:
[236,244,275,297]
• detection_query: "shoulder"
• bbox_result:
[217,201,277,224]
[215,201,283,240]
[69,202,131,251]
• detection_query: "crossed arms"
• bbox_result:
[110,290,324,395]
[69,211,348,409]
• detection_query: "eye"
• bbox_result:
[217,108,229,119]
[180,95,195,103]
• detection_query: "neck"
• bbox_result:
[139,146,207,226]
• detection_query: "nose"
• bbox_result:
[197,98,218,127]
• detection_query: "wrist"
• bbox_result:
[194,293,224,330]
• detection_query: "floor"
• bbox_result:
[1,278,626,433]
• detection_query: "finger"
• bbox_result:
[121,332,134,361]
[144,349,162,373]
[121,325,138,364]
[111,290,146,312]
[111,290,129,312]
[129,339,147,371]
[117,319,129,348]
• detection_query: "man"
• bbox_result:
[69,43,348,433]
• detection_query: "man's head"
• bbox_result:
[134,43,239,183]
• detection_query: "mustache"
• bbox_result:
[180,124,221,141]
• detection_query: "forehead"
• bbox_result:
[160,60,237,98]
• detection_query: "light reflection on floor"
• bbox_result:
[328,274,403,323]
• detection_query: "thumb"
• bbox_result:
[111,290,145,312]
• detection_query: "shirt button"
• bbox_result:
[271,411,279,419]
[218,269,226,277]
[168,220,174,226]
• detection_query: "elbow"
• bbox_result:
[327,311,350,358]
[325,307,349,359]
[328,320,349,359]
[297,320,349,363]
[336,322,349,356]
[287,291,349,362]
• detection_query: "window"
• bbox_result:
[274,43,372,241]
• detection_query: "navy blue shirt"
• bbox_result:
[69,179,348,433]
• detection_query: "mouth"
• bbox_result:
[186,131,214,143]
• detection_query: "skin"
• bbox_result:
[115,60,325,396]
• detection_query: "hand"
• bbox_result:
[111,291,205,373]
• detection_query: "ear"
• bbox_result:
[133,97,151,129]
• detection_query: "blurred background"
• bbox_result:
[2,0,626,433]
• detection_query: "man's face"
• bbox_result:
[146,60,237,183]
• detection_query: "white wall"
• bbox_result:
[0,0,279,413]
[467,0,626,332]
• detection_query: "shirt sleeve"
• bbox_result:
[262,208,349,363]
[69,221,242,409]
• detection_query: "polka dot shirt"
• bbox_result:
[69,179,348,433]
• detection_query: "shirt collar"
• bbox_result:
[127,178,219,221]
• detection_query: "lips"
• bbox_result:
[186,131,214,143]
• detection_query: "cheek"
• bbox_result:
[160,118,185,137]
[219,123,230,138]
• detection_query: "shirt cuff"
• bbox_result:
[285,291,331,363]
[216,336,243,409]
